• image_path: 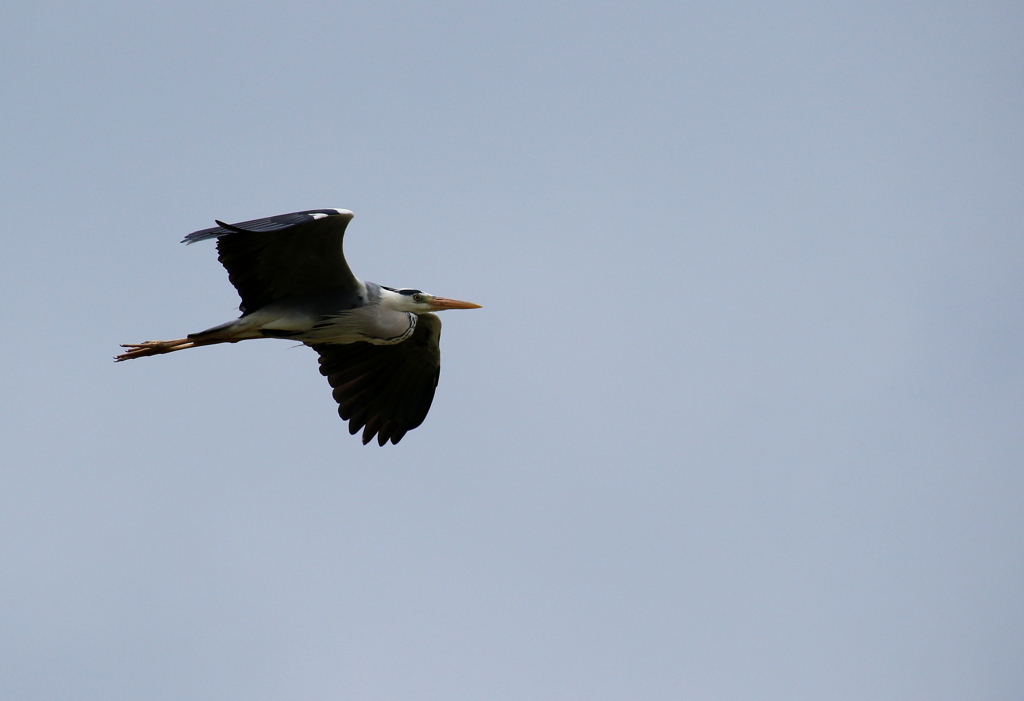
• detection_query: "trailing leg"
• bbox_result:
[115,336,230,361]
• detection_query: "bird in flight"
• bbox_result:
[117,208,481,445]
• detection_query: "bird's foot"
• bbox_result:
[115,338,193,362]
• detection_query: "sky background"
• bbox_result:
[1,1,1022,699]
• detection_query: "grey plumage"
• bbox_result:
[118,209,480,445]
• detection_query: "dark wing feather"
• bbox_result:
[312,314,442,446]
[182,209,358,313]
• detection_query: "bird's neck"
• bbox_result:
[372,310,418,345]
[363,284,418,343]
[377,286,413,312]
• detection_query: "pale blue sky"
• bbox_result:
[1,2,1022,699]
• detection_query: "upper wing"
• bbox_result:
[183,209,359,314]
[311,313,442,446]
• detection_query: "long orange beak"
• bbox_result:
[429,296,482,310]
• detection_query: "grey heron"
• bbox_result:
[116,208,481,445]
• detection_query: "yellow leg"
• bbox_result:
[115,338,198,361]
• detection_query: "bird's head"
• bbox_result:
[380,287,482,313]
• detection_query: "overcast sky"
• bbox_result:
[1,1,1022,699]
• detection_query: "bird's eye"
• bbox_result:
[412,294,424,302]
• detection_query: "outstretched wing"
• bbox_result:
[183,209,359,314]
[311,314,442,446]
